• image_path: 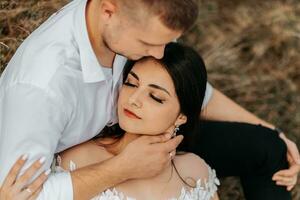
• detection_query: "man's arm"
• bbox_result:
[201,86,300,189]
[201,87,275,129]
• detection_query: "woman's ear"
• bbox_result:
[175,113,187,126]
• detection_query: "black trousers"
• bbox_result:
[189,120,292,200]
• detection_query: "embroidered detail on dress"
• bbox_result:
[69,160,76,171]
[170,168,220,200]
[55,159,219,200]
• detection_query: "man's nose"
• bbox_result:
[148,45,165,59]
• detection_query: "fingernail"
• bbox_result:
[39,156,46,164]
[44,169,51,176]
[21,154,28,160]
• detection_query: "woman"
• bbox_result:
[58,42,219,199]
[1,43,219,200]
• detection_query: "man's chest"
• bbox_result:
[56,77,122,152]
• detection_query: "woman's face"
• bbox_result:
[117,58,186,135]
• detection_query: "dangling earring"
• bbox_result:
[172,125,180,138]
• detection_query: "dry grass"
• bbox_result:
[0,0,299,199]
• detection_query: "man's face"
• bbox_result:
[102,15,182,60]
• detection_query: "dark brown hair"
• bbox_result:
[119,0,199,31]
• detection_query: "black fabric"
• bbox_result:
[187,120,291,200]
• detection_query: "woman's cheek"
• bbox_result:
[148,107,176,132]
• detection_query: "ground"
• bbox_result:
[0,0,299,199]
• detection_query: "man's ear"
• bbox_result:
[100,0,117,21]
[175,113,187,126]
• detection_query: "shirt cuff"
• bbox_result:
[202,82,214,109]
[37,171,73,200]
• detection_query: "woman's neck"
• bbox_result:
[94,132,174,181]
[96,132,140,155]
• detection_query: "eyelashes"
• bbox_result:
[124,82,136,87]
[149,93,164,104]
[123,81,164,104]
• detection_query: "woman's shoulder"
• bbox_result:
[173,152,219,200]
[173,152,213,182]
[58,140,111,171]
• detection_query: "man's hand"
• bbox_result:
[117,133,183,180]
[272,133,300,191]
[71,129,183,200]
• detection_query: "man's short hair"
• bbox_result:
[120,0,199,31]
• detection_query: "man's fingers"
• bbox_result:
[276,181,287,186]
[287,142,300,164]
[147,135,167,144]
[287,185,294,191]
[275,178,296,187]
[145,134,171,144]
[162,135,184,153]
[2,154,28,188]
[165,125,175,136]
[273,165,300,178]
[286,153,294,164]
[281,134,300,165]
[273,175,295,183]
[273,170,289,178]
[169,150,176,160]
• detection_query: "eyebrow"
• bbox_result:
[129,71,171,96]
[148,84,171,96]
[129,71,139,80]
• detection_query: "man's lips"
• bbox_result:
[123,108,141,119]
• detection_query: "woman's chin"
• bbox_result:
[119,122,141,134]
[119,121,162,136]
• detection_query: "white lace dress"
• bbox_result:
[54,156,220,200]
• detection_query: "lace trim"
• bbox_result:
[172,169,220,200]
[55,155,219,200]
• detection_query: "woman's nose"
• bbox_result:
[128,91,143,108]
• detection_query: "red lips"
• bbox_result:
[123,108,142,119]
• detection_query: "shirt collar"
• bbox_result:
[73,0,106,83]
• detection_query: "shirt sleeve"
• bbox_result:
[201,82,214,109]
[0,83,73,199]
[37,172,73,200]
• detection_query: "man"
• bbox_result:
[0,0,298,199]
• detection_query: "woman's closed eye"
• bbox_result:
[124,80,165,104]
[149,93,164,104]
[124,81,137,87]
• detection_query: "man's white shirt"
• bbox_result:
[0,0,213,199]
